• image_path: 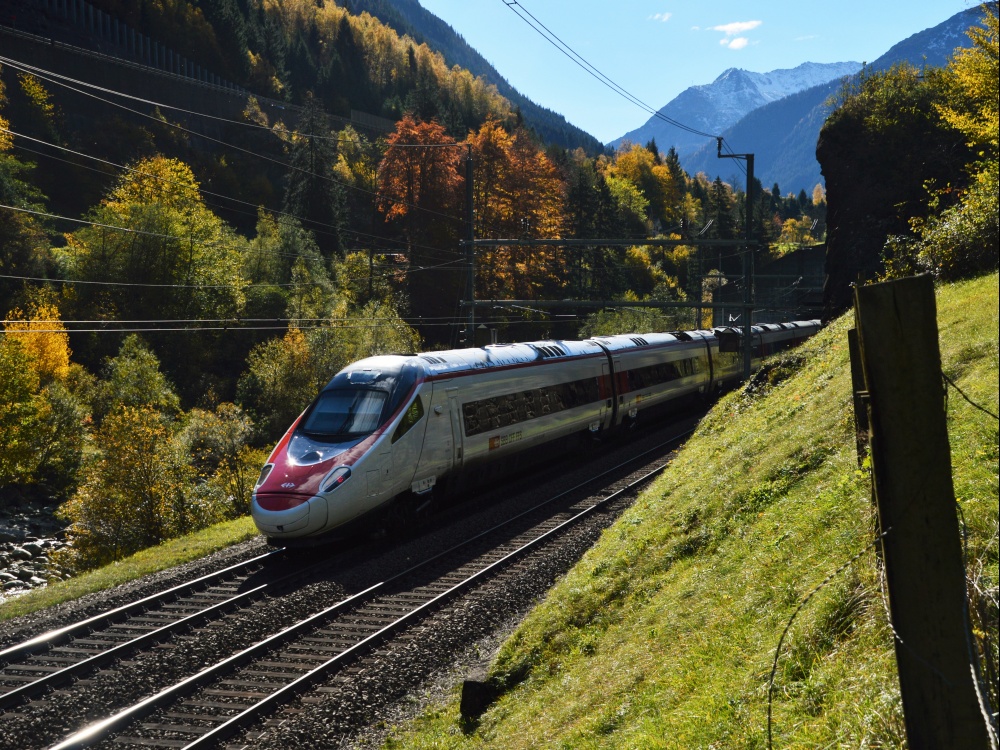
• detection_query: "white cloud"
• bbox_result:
[710,20,760,50]
[711,20,762,37]
[649,12,672,22]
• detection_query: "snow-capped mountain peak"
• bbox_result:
[611,61,861,155]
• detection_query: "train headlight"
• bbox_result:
[321,466,352,493]
[255,464,274,489]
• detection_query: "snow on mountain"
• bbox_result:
[610,61,861,158]
[746,62,862,102]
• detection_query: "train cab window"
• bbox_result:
[392,396,425,443]
[304,361,421,442]
[300,389,387,440]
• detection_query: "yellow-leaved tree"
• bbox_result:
[1,296,86,493]
[935,5,999,159]
[4,294,71,382]
[894,4,1000,278]
[56,406,191,570]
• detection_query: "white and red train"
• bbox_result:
[251,321,821,543]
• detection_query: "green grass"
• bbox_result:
[0,516,260,622]
[382,273,999,749]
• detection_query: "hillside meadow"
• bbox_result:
[382,272,999,749]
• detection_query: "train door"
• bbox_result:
[599,361,612,430]
[408,381,454,493]
[447,387,464,469]
[389,391,430,496]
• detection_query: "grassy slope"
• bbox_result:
[385,273,999,749]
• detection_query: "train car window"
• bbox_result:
[383,363,420,417]
[713,351,740,369]
[300,389,387,440]
[623,356,701,391]
[462,376,601,437]
[392,396,425,443]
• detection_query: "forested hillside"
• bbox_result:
[0,1,995,584]
[342,0,604,153]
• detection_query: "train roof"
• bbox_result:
[588,329,715,353]
[411,339,607,377]
[332,321,822,385]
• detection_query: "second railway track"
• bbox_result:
[0,417,697,750]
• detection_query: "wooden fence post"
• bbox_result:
[854,275,990,749]
[847,327,870,468]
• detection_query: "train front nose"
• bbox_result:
[251,490,329,537]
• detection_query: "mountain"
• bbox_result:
[679,5,987,194]
[345,0,604,154]
[609,62,861,158]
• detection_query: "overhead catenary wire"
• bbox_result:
[0,312,576,335]
[497,0,752,184]
[1,110,469,262]
[0,199,467,284]
[499,0,719,141]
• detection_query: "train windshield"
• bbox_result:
[299,389,388,440]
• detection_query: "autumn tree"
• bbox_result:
[56,406,192,570]
[608,143,681,230]
[778,216,819,246]
[377,115,463,340]
[0,336,44,488]
[63,156,249,398]
[87,335,182,426]
[1,297,86,496]
[180,402,262,517]
[904,3,1000,278]
[3,293,71,383]
[243,209,335,326]
[464,120,566,302]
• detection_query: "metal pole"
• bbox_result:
[742,153,754,380]
[465,146,475,345]
[716,138,755,380]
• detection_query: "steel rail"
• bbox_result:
[0,583,268,710]
[188,461,670,749]
[0,548,284,665]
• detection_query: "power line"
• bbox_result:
[499,0,719,141]
[0,314,573,336]
[1,53,475,150]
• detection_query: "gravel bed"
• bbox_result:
[0,536,274,651]
[0,579,347,750]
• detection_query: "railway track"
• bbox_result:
[0,423,693,750]
[0,550,284,710]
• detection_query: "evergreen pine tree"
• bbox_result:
[282,95,347,258]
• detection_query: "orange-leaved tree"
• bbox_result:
[464,120,566,301]
[377,115,463,342]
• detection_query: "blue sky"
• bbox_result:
[419,0,981,144]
